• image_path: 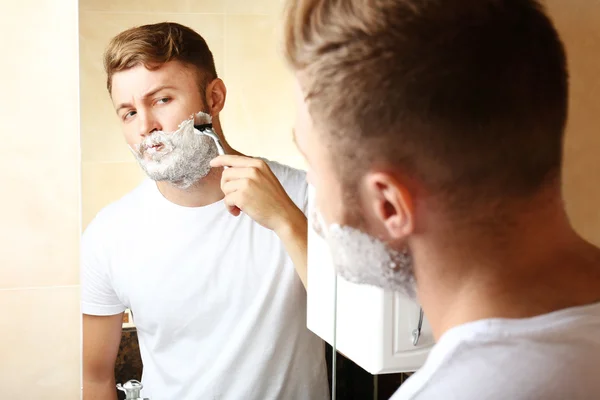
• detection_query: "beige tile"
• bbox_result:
[0,286,80,398]
[221,14,305,169]
[79,12,225,163]
[1,0,80,287]
[80,0,224,13]
[546,0,600,246]
[225,0,286,15]
[82,162,146,230]
[0,157,80,290]
[0,1,79,164]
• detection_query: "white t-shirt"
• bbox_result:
[81,160,329,400]
[391,301,600,400]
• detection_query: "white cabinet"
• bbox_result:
[306,186,434,374]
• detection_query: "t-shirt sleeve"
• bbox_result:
[81,213,126,316]
[292,169,309,216]
[265,159,309,216]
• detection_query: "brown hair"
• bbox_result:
[104,22,218,94]
[284,0,568,211]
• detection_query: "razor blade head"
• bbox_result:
[193,125,226,156]
[194,123,213,131]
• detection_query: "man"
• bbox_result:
[284,0,600,399]
[81,22,329,399]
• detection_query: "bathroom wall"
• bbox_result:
[79,0,303,230]
[0,0,81,398]
[546,0,600,246]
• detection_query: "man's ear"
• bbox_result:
[205,78,227,116]
[363,172,415,239]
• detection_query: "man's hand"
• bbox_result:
[210,155,309,288]
[210,155,298,234]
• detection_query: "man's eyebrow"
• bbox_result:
[115,85,176,113]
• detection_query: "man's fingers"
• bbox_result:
[223,192,242,216]
[211,155,265,169]
[221,178,252,196]
[228,205,241,216]
[220,167,260,186]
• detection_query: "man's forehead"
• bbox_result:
[111,68,184,104]
[112,62,190,92]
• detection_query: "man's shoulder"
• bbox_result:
[83,179,151,238]
[263,158,308,209]
[393,310,600,399]
[264,159,306,187]
[397,344,600,399]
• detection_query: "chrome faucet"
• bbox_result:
[116,379,149,400]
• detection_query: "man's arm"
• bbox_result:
[275,206,308,288]
[83,313,124,400]
[210,155,309,289]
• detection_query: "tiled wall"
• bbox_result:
[79,0,303,230]
[0,0,81,398]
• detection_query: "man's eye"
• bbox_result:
[124,111,136,120]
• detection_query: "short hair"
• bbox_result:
[284,0,568,211]
[104,22,217,94]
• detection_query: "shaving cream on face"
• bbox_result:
[129,115,218,189]
[312,210,417,298]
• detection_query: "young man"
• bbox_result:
[285,0,600,399]
[81,22,328,399]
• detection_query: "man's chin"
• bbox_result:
[143,152,173,164]
[326,223,416,297]
[146,170,212,189]
[335,263,414,294]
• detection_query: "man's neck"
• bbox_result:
[156,167,225,207]
[413,193,600,341]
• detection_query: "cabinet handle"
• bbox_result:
[412,307,424,346]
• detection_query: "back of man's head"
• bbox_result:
[284,0,568,217]
[104,22,218,95]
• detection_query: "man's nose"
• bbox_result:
[138,111,162,138]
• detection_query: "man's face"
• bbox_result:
[293,80,416,297]
[110,61,217,188]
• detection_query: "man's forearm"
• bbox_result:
[275,206,308,289]
[83,379,118,400]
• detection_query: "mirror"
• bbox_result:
[77,1,359,399]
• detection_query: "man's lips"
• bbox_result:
[144,143,165,153]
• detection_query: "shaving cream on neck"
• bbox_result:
[313,210,416,298]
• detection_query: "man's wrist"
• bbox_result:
[274,206,307,240]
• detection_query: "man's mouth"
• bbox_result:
[145,143,165,154]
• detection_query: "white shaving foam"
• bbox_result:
[129,114,218,189]
[193,111,212,125]
[312,210,416,298]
